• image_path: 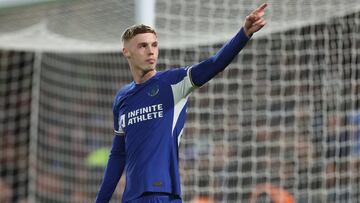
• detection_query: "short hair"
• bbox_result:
[121,24,157,43]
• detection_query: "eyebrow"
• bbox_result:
[137,42,148,47]
[137,41,158,47]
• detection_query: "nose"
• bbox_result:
[147,46,154,55]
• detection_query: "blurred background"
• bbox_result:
[0,0,359,202]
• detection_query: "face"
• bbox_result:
[123,33,158,74]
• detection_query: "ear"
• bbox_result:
[122,47,130,58]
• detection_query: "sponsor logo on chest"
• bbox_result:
[119,104,164,129]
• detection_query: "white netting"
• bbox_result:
[0,0,359,203]
[0,51,33,203]
[0,0,359,51]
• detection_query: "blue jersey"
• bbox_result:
[95,28,250,203]
[114,67,196,202]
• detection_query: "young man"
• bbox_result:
[96,3,267,203]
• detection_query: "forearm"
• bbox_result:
[95,135,126,203]
[190,27,250,86]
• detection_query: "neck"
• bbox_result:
[130,67,157,84]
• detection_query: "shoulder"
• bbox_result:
[157,66,191,84]
[113,82,135,108]
[115,82,134,97]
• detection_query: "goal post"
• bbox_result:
[135,0,155,28]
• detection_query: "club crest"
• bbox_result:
[147,85,159,96]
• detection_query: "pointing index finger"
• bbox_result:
[255,3,268,13]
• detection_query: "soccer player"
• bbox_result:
[95,3,267,203]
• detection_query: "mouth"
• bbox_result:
[146,59,156,64]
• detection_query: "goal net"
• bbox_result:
[0,0,359,202]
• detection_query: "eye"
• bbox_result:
[138,43,147,48]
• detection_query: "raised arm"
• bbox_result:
[190,3,267,87]
[95,135,126,203]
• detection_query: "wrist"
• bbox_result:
[241,27,252,39]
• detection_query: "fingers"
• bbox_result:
[250,19,266,31]
[253,18,266,28]
[246,13,264,25]
[245,15,256,23]
[247,19,266,35]
[245,15,266,36]
[247,3,267,23]
[253,18,266,27]
[243,2,268,36]
[254,3,268,13]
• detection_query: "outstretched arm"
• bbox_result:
[95,135,126,203]
[190,3,267,87]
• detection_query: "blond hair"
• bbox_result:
[121,24,157,43]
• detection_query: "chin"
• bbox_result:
[143,67,156,73]
[146,65,156,71]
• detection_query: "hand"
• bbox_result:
[243,3,267,37]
